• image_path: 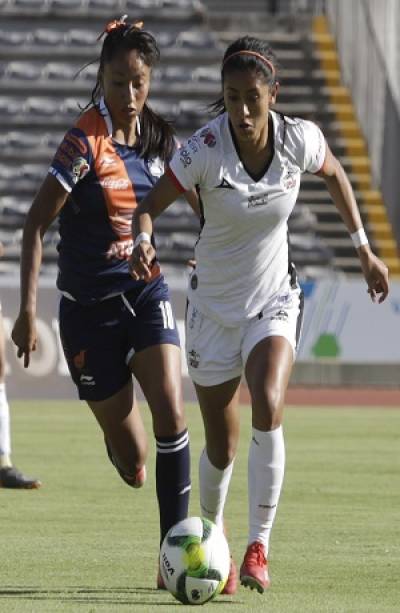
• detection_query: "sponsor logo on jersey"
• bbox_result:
[248,192,269,207]
[99,177,130,189]
[270,309,289,322]
[71,156,90,183]
[199,127,216,148]
[188,349,200,368]
[100,156,116,166]
[216,177,234,189]
[106,239,133,260]
[179,146,192,168]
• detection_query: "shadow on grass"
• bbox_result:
[0,586,243,607]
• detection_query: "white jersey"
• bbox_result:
[168,110,326,325]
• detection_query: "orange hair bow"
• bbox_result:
[97,15,144,41]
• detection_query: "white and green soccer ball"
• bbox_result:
[159,516,230,605]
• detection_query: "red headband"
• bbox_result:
[97,15,144,41]
[222,50,276,78]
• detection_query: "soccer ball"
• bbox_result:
[159,516,230,605]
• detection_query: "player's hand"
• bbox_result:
[11,312,37,368]
[129,240,156,282]
[358,249,389,303]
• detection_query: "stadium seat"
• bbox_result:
[25,97,61,116]
[0,30,29,45]
[5,61,42,81]
[43,62,80,81]
[192,65,220,82]
[174,29,220,49]
[67,29,100,46]
[87,0,116,8]
[0,96,25,115]
[51,0,85,9]
[32,28,66,46]
[14,0,48,7]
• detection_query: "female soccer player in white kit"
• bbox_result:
[129,36,389,594]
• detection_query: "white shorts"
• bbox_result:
[185,284,304,387]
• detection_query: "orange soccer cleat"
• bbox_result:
[239,541,270,593]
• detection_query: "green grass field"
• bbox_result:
[1,400,399,613]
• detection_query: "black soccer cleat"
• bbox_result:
[0,466,42,489]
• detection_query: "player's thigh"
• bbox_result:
[186,302,243,387]
[195,377,241,469]
[131,343,185,437]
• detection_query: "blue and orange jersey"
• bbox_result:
[49,97,168,304]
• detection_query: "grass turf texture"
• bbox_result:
[1,401,399,612]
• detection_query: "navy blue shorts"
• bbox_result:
[59,276,180,401]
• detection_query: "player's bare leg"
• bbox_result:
[88,380,148,488]
[241,336,293,592]
[195,377,241,594]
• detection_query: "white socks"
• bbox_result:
[199,448,234,530]
[248,425,285,553]
[0,382,11,467]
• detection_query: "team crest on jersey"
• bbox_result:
[148,157,164,177]
[199,128,216,148]
[281,161,298,190]
[71,156,90,183]
[248,192,269,208]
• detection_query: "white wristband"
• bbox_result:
[350,228,369,249]
[133,232,151,249]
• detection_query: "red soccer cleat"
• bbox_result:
[240,541,270,593]
[221,557,238,595]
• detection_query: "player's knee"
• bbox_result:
[253,385,284,430]
[207,444,236,470]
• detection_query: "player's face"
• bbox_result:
[223,69,277,145]
[101,49,151,127]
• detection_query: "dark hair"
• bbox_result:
[210,35,279,115]
[82,21,175,162]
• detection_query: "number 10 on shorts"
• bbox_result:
[159,301,175,329]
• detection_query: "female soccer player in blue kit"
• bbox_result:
[11,17,195,585]
[129,36,389,595]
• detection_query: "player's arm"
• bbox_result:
[316,143,389,303]
[11,175,68,367]
[130,172,184,281]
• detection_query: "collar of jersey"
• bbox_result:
[99,96,141,140]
